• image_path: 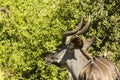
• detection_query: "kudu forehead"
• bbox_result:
[46,46,67,58]
[53,48,66,56]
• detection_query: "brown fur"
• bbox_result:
[79,57,119,80]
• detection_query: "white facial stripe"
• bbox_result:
[56,49,67,63]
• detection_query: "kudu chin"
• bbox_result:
[45,15,120,80]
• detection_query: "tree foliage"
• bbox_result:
[0,0,119,79]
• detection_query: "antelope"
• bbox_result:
[45,15,120,80]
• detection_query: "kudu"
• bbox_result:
[45,15,119,80]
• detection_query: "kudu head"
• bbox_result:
[45,15,95,67]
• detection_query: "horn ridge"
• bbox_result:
[62,15,91,45]
[76,15,91,35]
[63,17,83,36]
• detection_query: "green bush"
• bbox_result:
[0,0,119,79]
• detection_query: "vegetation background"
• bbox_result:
[0,0,119,80]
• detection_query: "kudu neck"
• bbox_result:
[81,48,92,60]
[66,48,88,80]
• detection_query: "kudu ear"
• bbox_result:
[82,38,96,49]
